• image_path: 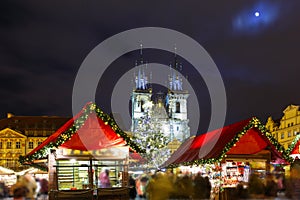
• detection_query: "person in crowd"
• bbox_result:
[128,175,137,200]
[248,173,265,198]
[13,186,29,200]
[290,158,300,199]
[264,173,277,197]
[99,168,111,188]
[11,174,37,200]
[192,173,208,199]
[146,172,174,200]
[234,183,249,199]
[35,178,41,199]
[276,174,285,194]
[39,178,49,200]
[169,174,193,199]
[0,181,7,198]
[136,174,148,199]
[204,176,212,199]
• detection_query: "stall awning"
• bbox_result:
[20,102,144,165]
[161,117,290,168]
[0,166,15,175]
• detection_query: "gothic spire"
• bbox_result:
[169,45,183,91]
[134,43,149,90]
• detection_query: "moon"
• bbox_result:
[254,11,260,17]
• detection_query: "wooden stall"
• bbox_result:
[162,117,290,199]
[19,102,144,200]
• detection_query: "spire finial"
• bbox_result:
[174,44,177,57]
[140,43,143,55]
[173,44,178,69]
[139,43,143,64]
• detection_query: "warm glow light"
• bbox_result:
[70,158,76,163]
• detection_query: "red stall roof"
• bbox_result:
[287,134,300,156]
[20,102,144,165]
[161,117,290,168]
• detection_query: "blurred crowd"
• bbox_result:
[0,173,48,200]
[128,167,300,200]
[129,171,211,200]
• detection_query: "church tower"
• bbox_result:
[131,45,152,132]
[167,47,190,141]
[131,45,190,143]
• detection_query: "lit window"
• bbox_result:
[281,133,284,139]
[7,142,12,149]
[295,131,298,136]
[28,142,34,149]
[16,142,20,149]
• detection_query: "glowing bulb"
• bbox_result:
[254,11,260,17]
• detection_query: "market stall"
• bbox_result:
[19,102,144,199]
[162,117,290,198]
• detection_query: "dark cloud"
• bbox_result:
[1,0,300,133]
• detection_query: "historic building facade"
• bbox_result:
[131,48,190,143]
[0,114,69,170]
[265,104,300,149]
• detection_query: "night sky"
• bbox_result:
[1,1,300,134]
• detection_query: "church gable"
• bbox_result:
[0,128,26,139]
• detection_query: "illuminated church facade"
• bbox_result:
[130,47,190,143]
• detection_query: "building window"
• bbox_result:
[7,142,12,149]
[176,102,180,113]
[141,100,144,112]
[288,132,291,137]
[27,130,34,136]
[291,122,294,126]
[38,142,42,146]
[16,142,21,149]
[0,142,2,149]
[295,130,298,136]
[43,130,47,137]
[28,142,34,149]
[281,133,284,139]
